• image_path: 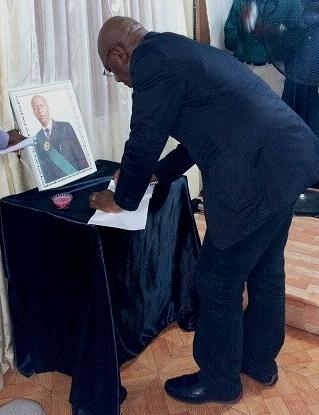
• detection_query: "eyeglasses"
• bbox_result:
[103,68,114,77]
[102,46,115,78]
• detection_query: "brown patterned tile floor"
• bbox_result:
[0,325,318,415]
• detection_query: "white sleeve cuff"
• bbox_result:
[0,130,9,150]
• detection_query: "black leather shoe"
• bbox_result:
[164,372,242,404]
[241,369,278,386]
[120,384,128,404]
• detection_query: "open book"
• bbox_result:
[87,179,156,230]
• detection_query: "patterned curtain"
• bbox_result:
[0,0,196,388]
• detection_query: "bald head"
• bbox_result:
[31,95,48,107]
[98,16,147,65]
[31,95,50,127]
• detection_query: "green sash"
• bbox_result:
[49,148,77,175]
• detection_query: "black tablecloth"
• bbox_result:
[0,160,200,415]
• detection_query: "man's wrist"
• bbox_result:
[112,198,123,213]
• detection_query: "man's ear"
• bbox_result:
[111,45,129,65]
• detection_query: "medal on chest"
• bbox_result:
[43,141,50,151]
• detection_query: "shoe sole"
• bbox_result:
[242,371,278,386]
[164,389,243,405]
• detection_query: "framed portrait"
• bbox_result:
[9,81,96,190]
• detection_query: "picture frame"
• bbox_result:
[9,81,96,191]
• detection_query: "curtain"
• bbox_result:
[0,0,198,387]
[32,0,192,162]
[0,0,40,389]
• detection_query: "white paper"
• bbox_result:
[0,137,34,155]
[87,180,155,230]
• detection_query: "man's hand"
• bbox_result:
[7,130,26,147]
[113,168,121,184]
[113,168,158,184]
[89,189,123,213]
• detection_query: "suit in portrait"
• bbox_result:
[34,120,89,183]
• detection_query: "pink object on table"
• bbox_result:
[51,193,73,209]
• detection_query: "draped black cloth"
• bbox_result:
[0,160,200,415]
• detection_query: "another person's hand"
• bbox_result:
[113,168,158,184]
[7,130,26,147]
[89,189,123,213]
[240,4,251,32]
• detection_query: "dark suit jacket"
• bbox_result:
[34,120,88,183]
[114,32,319,249]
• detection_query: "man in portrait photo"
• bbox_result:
[31,95,89,183]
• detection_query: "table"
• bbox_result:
[0,160,200,415]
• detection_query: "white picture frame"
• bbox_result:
[9,81,96,191]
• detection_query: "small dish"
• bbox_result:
[51,193,73,209]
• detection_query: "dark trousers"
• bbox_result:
[193,203,295,399]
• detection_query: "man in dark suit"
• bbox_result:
[31,95,89,183]
[91,17,319,405]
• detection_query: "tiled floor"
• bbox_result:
[285,216,319,334]
[0,324,319,415]
[0,214,318,414]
